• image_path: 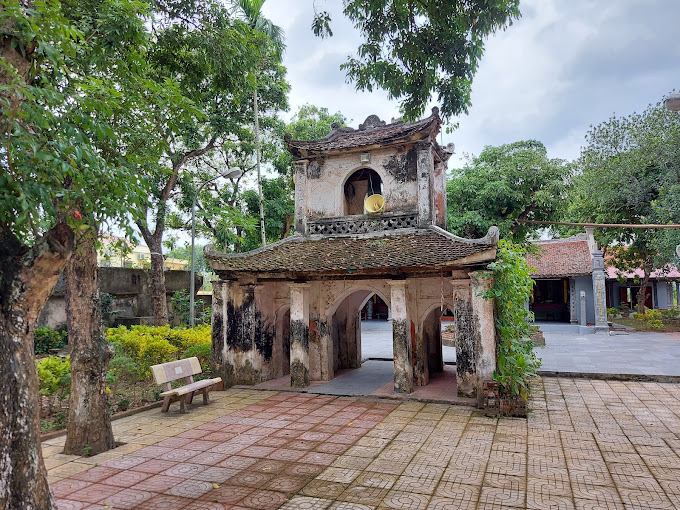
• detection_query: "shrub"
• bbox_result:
[105,324,210,378]
[37,356,71,414]
[661,308,679,320]
[607,307,619,317]
[184,343,212,377]
[634,308,664,330]
[34,326,68,355]
[138,339,177,375]
[171,290,191,326]
[482,240,542,400]
[108,356,140,391]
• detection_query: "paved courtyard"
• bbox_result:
[536,329,680,378]
[45,377,680,509]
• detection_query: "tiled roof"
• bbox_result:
[527,240,593,278]
[606,265,680,279]
[206,227,497,277]
[285,109,442,157]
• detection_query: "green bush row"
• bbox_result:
[34,326,68,355]
[106,324,212,378]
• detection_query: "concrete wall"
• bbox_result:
[38,267,202,329]
[575,276,595,324]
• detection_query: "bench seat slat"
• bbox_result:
[159,377,222,397]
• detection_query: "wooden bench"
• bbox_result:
[150,357,222,413]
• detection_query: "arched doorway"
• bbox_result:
[327,288,391,374]
[344,168,383,215]
[417,304,455,386]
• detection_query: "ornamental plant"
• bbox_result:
[482,240,542,400]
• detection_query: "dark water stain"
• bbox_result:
[384,150,418,182]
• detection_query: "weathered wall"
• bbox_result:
[302,147,420,220]
[38,268,202,329]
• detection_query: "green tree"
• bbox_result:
[0,0,167,505]
[273,104,346,178]
[236,0,286,246]
[567,100,680,313]
[313,1,521,120]
[241,176,295,250]
[447,141,572,243]
[134,0,287,325]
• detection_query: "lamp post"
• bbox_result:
[190,168,242,327]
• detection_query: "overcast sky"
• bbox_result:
[262,0,680,168]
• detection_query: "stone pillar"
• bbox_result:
[591,250,609,333]
[388,281,413,393]
[452,280,475,398]
[470,272,496,406]
[211,280,229,383]
[290,283,310,387]
[416,143,433,227]
[432,159,447,229]
[579,291,587,326]
[676,282,680,311]
[293,159,308,234]
[569,278,577,324]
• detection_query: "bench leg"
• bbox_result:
[161,396,172,413]
[179,395,188,413]
[187,391,195,405]
[202,388,210,405]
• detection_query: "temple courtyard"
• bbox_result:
[45,377,680,510]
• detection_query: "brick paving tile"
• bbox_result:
[279,495,333,509]
[135,494,192,510]
[64,483,120,504]
[130,458,178,474]
[161,462,207,478]
[219,455,258,470]
[266,474,310,493]
[200,484,254,504]
[100,488,154,509]
[426,496,476,510]
[100,469,152,488]
[238,489,289,509]
[51,479,93,499]
[45,383,680,510]
[301,479,349,499]
[193,466,239,483]
[54,499,87,510]
[70,465,121,483]
[337,485,388,506]
[132,473,183,492]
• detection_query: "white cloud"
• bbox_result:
[262,0,680,170]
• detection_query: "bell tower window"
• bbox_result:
[344,168,382,215]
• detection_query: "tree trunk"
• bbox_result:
[147,235,168,326]
[64,230,116,456]
[636,265,652,314]
[253,89,267,247]
[0,223,74,510]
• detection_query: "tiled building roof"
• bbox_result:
[206,227,497,278]
[285,109,442,157]
[527,240,593,278]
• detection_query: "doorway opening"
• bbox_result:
[344,168,383,215]
[531,278,570,322]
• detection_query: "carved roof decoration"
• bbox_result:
[206,226,498,279]
[285,107,445,159]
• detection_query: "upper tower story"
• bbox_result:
[285,107,454,236]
